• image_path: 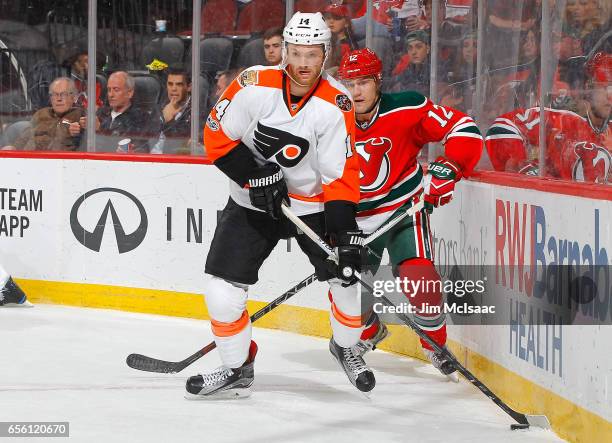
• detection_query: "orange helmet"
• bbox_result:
[337,48,383,81]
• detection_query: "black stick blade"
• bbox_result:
[126,353,182,374]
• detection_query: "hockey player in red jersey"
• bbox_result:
[0,263,32,307]
[336,48,483,380]
[186,12,375,398]
[486,52,611,183]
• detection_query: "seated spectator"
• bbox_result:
[211,68,243,105]
[323,3,359,73]
[564,0,609,55]
[158,68,193,154]
[485,0,538,70]
[5,77,84,151]
[385,30,437,95]
[485,53,610,184]
[74,71,163,153]
[263,27,283,66]
[65,48,103,109]
[440,32,477,113]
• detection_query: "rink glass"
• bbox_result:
[0,0,609,188]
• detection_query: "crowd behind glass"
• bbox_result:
[0,0,609,185]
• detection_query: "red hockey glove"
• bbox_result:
[423,157,462,213]
[517,161,539,176]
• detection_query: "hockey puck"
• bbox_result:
[510,424,530,430]
[341,267,353,278]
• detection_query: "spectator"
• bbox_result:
[485,0,539,70]
[485,53,610,183]
[5,77,84,151]
[263,27,283,66]
[385,30,434,95]
[212,68,243,104]
[440,32,477,112]
[513,29,572,109]
[82,71,163,153]
[323,3,358,73]
[158,68,193,154]
[564,0,610,58]
[65,48,103,109]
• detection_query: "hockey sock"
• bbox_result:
[397,258,447,350]
[360,311,380,340]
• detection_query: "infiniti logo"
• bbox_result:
[70,187,148,253]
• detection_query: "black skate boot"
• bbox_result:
[329,338,375,393]
[355,316,389,356]
[424,346,459,383]
[0,277,33,307]
[185,341,258,399]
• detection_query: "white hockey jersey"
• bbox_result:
[204,65,360,215]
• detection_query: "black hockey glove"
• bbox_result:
[329,230,364,286]
[247,163,289,220]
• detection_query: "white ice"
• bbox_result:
[0,305,564,443]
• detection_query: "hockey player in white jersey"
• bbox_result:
[186,12,374,398]
[0,263,32,307]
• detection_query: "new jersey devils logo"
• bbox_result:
[355,137,392,192]
[572,142,611,184]
[253,122,310,168]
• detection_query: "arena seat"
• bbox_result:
[294,0,328,13]
[2,121,32,148]
[201,0,237,34]
[237,38,267,68]
[142,36,186,67]
[235,0,285,34]
[129,72,162,107]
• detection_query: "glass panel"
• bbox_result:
[94,0,196,155]
[482,0,611,187]
[479,0,544,172]
[0,2,89,152]
[434,0,478,117]
[195,0,288,156]
[538,0,611,185]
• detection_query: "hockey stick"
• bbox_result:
[126,201,422,374]
[281,204,551,430]
[126,273,318,373]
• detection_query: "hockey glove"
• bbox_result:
[328,230,365,286]
[423,157,462,213]
[518,161,539,176]
[247,163,289,220]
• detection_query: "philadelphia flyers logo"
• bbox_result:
[572,142,611,184]
[252,122,309,168]
[355,137,392,192]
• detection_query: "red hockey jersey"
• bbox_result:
[355,91,483,232]
[485,107,611,184]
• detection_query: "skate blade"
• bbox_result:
[446,371,459,383]
[184,386,252,400]
[2,300,34,308]
[361,391,373,400]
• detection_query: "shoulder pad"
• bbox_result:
[380,91,428,113]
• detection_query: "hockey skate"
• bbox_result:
[0,277,33,307]
[424,346,459,383]
[329,338,375,393]
[185,341,257,399]
[355,320,389,356]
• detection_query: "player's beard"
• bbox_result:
[285,64,323,88]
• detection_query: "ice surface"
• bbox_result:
[0,305,564,443]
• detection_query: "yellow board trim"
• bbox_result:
[17,279,611,442]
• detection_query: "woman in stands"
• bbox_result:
[323,3,358,73]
